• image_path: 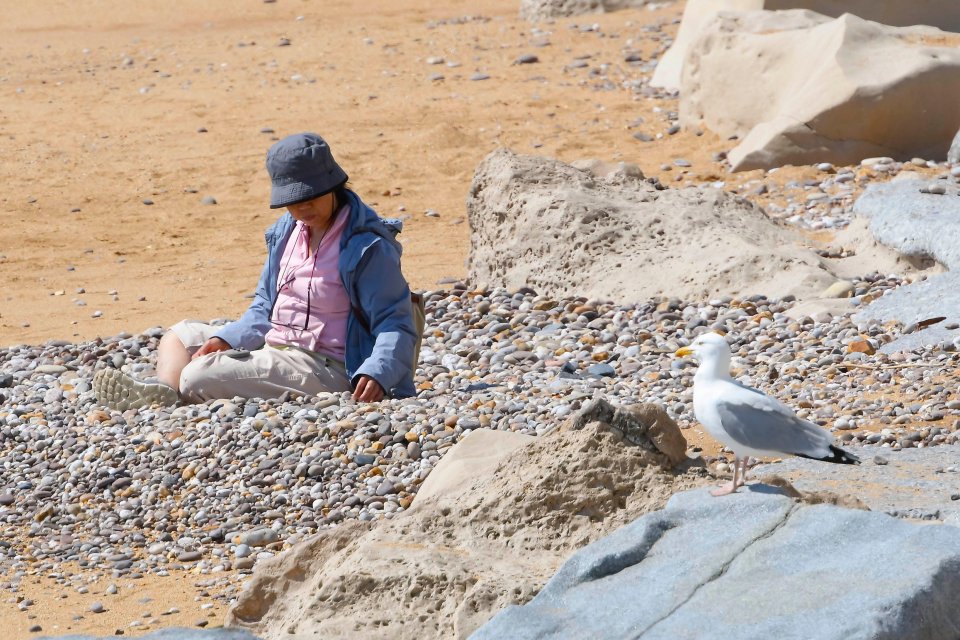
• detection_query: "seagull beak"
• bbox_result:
[675,346,693,358]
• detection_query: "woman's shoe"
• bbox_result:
[93,368,179,411]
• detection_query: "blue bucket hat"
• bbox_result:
[266,133,348,209]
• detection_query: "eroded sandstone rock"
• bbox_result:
[227,402,704,639]
[653,0,960,91]
[679,11,960,170]
[467,148,839,302]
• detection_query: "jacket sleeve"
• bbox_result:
[213,256,274,351]
[351,242,417,393]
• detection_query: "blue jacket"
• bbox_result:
[215,190,417,398]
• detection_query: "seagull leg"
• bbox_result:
[736,457,751,489]
[710,457,740,496]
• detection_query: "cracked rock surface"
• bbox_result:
[853,177,960,352]
[472,486,960,640]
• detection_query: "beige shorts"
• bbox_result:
[170,320,352,403]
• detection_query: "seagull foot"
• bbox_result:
[710,482,738,497]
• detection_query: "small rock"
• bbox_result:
[920,184,947,195]
[847,339,876,356]
[821,281,855,299]
[90,601,105,614]
[236,528,279,547]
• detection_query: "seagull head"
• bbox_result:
[675,332,732,377]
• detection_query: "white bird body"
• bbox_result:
[677,332,858,496]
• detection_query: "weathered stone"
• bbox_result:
[853,178,960,351]
[821,280,855,299]
[520,0,648,21]
[680,12,960,170]
[227,423,704,639]
[854,178,960,270]
[467,149,840,303]
[473,486,960,639]
[754,445,960,524]
[653,0,960,91]
[568,398,687,466]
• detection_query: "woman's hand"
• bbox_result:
[353,375,384,402]
[192,337,231,360]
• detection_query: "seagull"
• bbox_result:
[675,332,860,496]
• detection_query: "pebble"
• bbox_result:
[201,196,217,205]
[90,601,105,614]
[920,184,947,195]
[470,72,490,81]
[0,278,956,582]
[514,54,538,64]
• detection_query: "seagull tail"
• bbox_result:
[797,445,861,465]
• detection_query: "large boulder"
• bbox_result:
[852,176,960,351]
[467,148,840,302]
[680,11,960,171]
[473,486,960,639]
[226,401,704,639]
[652,0,960,91]
[520,0,646,21]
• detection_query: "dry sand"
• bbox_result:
[5,569,235,639]
[0,0,935,636]
[1,0,861,350]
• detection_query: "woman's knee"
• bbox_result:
[159,329,186,352]
[178,360,214,403]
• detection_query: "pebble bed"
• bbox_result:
[2,277,960,600]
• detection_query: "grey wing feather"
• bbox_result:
[715,395,833,457]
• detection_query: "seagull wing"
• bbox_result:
[714,383,834,458]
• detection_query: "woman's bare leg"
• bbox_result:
[157,331,191,392]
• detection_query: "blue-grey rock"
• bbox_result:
[0,373,13,388]
[472,486,960,640]
[585,362,616,378]
[853,178,960,270]
[754,445,960,525]
[853,179,960,351]
[853,272,960,352]
[41,630,263,640]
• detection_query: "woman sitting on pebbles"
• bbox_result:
[94,132,418,409]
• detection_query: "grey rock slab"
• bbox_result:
[472,486,960,640]
[853,178,960,270]
[853,178,960,351]
[853,272,960,352]
[40,630,263,640]
[753,445,960,524]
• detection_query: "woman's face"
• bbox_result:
[287,192,337,229]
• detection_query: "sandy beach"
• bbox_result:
[4,0,958,638]
[0,0,842,349]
